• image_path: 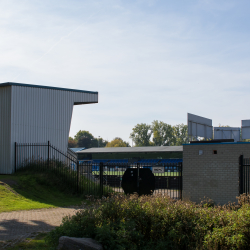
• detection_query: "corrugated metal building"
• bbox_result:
[0,82,98,174]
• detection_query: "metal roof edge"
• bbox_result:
[183,142,250,146]
[78,146,183,153]
[0,82,98,94]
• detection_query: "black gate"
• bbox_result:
[92,161,182,200]
[239,155,250,194]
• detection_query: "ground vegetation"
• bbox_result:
[46,193,250,250]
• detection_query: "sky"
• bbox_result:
[1,0,250,144]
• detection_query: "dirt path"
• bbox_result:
[0,207,80,248]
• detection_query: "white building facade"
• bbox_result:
[0,82,98,174]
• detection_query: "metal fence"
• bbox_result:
[239,155,250,195]
[15,142,182,199]
[15,141,80,193]
[89,162,182,199]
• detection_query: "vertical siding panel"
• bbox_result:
[0,86,12,174]
[0,84,98,173]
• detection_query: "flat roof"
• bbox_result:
[0,82,98,94]
[183,142,250,146]
[78,146,183,154]
[70,147,85,152]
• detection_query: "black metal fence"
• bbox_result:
[89,162,182,199]
[15,142,182,199]
[239,155,250,195]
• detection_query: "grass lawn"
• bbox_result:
[5,233,51,250]
[0,172,86,213]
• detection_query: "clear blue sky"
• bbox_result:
[1,0,250,144]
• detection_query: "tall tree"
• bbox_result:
[74,130,95,148]
[151,120,174,146]
[74,130,94,141]
[68,137,77,148]
[130,123,152,146]
[106,137,130,147]
[173,124,188,145]
[72,130,108,148]
[77,136,92,148]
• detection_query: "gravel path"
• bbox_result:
[0,207,80,248]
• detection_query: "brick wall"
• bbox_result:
[183,142,250,205]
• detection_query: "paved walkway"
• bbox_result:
[0,207,80,248]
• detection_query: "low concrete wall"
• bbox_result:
[183,142,250,205]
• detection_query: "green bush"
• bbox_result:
[45,193,250,249]
[16,160,111,197]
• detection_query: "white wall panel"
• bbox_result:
[0,83,98,174]
[187,113,213,138]
[241,120,250,140]
[213,127,240,141]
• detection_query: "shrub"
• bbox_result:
[45,194,250,249]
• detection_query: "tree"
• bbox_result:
[74,130,94,141]
[68,137,77,148]
[218,124,230,127]
[72,130,108,148]
[106,137,130,147]
[172,124,188,145]
[130,123,152,146]
[74,130,95,148]
[98,138,109,147]
[151,120,174,146]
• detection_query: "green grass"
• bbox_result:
[6,233,52,250]
[0,171,86,213]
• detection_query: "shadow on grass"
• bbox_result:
[0,172,87,211]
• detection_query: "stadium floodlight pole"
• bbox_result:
[98,136,100,147]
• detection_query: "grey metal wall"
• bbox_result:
[0,87,12,174]
[0,84,98,174]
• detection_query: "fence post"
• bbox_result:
[15,142,17,172]
[77,161,79,193]
[239,155,244,195]
[180,162,183,200]
[137,163,140,195]
[100,162,103,197]
[47,141,50,168]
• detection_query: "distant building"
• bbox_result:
[70,148,85,153]
[77,146,183,161]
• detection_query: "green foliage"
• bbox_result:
[106,137,130,147]
[0,169,85,212]
[172,123,188,145]
[16,160,110,198]
[130,123,152,146]
[68,137,77,148]
[74,130,95,141]
[70,130,108,148]
[46,194,250,250]
[8,195,250,250]
[0,158,112,212]
[6,233,52,250]
[152,120,174,146]
[130,121,188,146]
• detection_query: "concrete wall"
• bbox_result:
[183,142,250,205]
